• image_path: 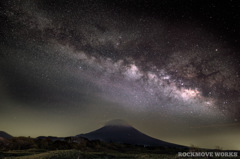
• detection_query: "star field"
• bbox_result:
[1,0,240,150]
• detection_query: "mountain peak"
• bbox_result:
[105,119,131,127]
[78,120,185,148]
[0,131,12,139]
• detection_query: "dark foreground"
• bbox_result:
[1,137,240,159]
[1,149,178,159]
[2,149,240,159]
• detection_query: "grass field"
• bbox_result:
[1,149,240,159]
[1,149,178,159]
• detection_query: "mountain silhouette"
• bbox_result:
[77,120,185,148]
[0,131,12,139]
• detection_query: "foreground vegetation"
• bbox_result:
[1,149,179,159]
[2,149,240,159]
[1,137,239,159]
[0,136,184,154]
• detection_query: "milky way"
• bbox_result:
[1,0,240,149]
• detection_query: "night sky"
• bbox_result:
[1,0,240,150]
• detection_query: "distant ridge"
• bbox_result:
[36,136,64,141]
[0,131,12,139]
[77,120,186,148]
